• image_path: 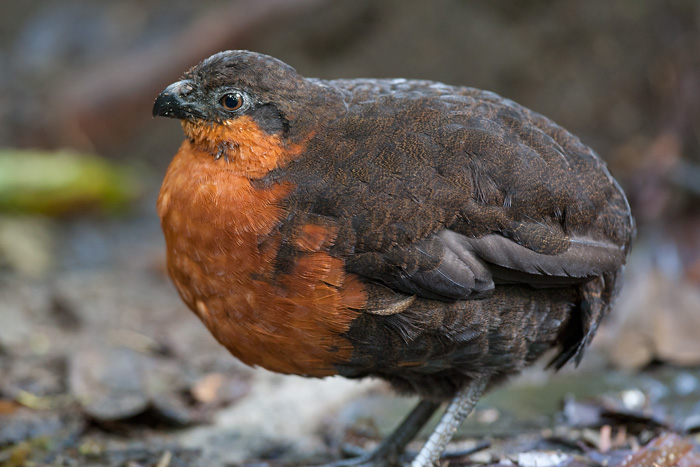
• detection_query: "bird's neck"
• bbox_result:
[180,116,303,178]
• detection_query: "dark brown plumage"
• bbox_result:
[153,50,634,466]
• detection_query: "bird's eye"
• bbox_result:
[220,93,243,111]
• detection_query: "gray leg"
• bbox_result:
[321,398,441,467]
[409,376,489,467]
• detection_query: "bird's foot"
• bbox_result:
[409,379,489,467]
[317,449,399,467]
[317,399,441,467]
[319,377,490,467]
[319,440,491,467]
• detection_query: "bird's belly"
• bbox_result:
[337,285,578,399]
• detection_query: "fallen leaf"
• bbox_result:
[0,399,17,415]
[609,267,700,369]
[614,433,693,467]
[68,345,149,421]
[0,148,140,216]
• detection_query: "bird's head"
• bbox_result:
[153,50,332,175]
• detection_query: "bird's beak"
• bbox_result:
[152,80,205,120]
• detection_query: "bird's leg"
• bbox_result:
[321,398,441,467]
[410,376,490,467]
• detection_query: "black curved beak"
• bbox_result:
[152,80,205,119]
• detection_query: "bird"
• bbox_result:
[153,50,634,467]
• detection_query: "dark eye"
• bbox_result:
[220,93,243,111]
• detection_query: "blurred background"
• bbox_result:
[1,1,699,466]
